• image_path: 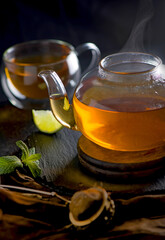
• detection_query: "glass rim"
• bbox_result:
[99,52,162,75]
[3,39,75,67]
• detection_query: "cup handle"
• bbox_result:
[75,43,101,76]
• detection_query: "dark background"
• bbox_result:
[0,0,165,102]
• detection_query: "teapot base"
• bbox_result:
[77,135,165,181]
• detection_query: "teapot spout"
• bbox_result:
[38,70,67,98]
[39,70,77,130]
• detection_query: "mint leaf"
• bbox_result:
[29,147,35,155]
[16,140,29,161]
[0,156,23,174]
[23,153,41,178]
[26,161,41,178]
[24,153,41,162]
[0,140,42,178]
[16,141,42,178]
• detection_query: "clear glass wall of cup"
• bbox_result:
[2,39,101,109]
[39,52,165,152]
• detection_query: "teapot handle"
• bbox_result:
[75,43,101,76]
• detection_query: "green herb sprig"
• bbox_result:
[0,140,41,178]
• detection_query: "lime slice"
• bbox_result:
[32,109,63,134]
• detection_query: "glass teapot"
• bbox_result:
[39,52,165,152]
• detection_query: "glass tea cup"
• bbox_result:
[39,52,165,152]
[2,39,100,109]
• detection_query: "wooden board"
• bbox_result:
[78,135,165,180]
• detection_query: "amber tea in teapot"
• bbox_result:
[40,52,165,152]
[73,87,165,152]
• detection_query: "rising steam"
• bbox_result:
[121,0,154,52]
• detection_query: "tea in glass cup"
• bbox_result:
[2,40,100,109]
